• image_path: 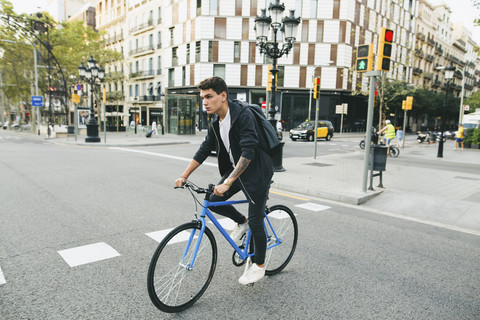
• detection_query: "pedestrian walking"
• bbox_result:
[152,121,158,135]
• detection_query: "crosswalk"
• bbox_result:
[0,202,329,285]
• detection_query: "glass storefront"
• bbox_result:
[166,94,197,135]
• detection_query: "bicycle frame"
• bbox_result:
[184,197,281,270]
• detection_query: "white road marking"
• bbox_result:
[58,242,121,267]
[295,202,331,212]
[109,147,218,167]
[146,229,197,244]
[209,218,236,231]
[0,266,6,285]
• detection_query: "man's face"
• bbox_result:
[200,89,226,115]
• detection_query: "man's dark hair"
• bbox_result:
[197,76,228,95]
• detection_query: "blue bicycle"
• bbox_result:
[147,181,298,313]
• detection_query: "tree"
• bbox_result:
[464,91,480,113]
[0,0,120,125]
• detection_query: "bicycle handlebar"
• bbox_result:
[174,181,215,195]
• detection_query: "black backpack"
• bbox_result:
[233,100,281,156]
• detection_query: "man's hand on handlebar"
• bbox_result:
[174,177,187,187]
[214,183,230,197]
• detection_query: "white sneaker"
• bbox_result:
[230,221,249,243]
[239,263,265,285]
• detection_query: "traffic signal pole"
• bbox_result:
[362,70,382,193]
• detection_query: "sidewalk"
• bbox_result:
[9,128,480,235]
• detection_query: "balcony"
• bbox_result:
[413,67,423,75]
[130,19,154,35]
[435,45,443,56]
[129,44,155,57]
[432,80,441,88]
[105,32,124,45]
[414,49,424,58]
[425,54,434,63]
[427,38,435,47]
[423,73,433,80]
[464,84,473,91]
[129,69,155,80]
[416,32,426,41]
[131,95,162,103]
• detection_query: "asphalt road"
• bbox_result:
[1,132,479,319]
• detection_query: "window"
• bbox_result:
[195,41,201,62]
[182,66,186,86]
[197,0,201,15]
[135,84,139,97]
[310,0,318,18]
[210,0,218,15]
[208,41,218,62]
[214,18,226,39]
[295,0,303,15]
[169,27,174,46]
[186,43,190,63]
[157,31,162,49]
[149,34,153,49]
[157,7,162,24]
[172,47,178,66]
[213,64,225,79]
[157,56,162,75]
[234,41,240,63]
[149,58,153,74]
[129,85,132,97]
[168,68,175,87]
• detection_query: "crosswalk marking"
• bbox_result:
[0,266,6,285]
[147,228,197,244]
[58,242,121,267]
[209,218,236,231]
[295,202,331,212]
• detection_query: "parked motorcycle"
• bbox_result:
[417,131,446,144]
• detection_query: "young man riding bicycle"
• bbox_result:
[174,76,274,285]
[378,119,396,156]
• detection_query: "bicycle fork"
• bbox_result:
[181,218,207,271]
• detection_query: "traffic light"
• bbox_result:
[313,77,321,99]
[356,44,373,72]
[377,28,394,71]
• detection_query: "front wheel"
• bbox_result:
[264,205,298,275]
[326,133,332,141]
[147,222,217,313]
[359,141,365,149]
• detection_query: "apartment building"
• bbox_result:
[413,1,479,122]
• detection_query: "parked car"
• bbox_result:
[289,120,334,141]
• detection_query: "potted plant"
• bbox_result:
[464,128,475,148]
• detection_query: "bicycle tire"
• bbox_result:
[359,141,365,149]
[264,205,298,275]
[147,222,217,313]
[390,146,400,157]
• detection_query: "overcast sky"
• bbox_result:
[8,0,480,43]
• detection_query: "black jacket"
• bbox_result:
[193,100,273,200]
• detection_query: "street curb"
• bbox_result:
[272,181,383,205]
[50,140,191,147]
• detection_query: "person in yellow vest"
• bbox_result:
[378,119,396,156]
[455,124,464,150]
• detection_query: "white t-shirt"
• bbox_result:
[219,108,235,167]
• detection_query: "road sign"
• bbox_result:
[261,101,267,109]
[72,93,80,104]
[464,105,470,111]
[31,96,43,107]
[76,84,82,91]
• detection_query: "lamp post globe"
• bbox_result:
[78,56,104,143]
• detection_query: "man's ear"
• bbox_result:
[221,91,227,101]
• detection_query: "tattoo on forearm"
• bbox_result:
[230,157,251,179]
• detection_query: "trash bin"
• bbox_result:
[67,125,74,134]
[369,145,387,171]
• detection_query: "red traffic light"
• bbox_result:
[314,77,320,85]
[384,29,393,42]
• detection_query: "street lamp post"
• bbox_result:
[78,56,105,143]
[436,65,455,158]
[458,68,465,125]
[254,0,300,171]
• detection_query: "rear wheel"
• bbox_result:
[390,146,400,158]
[147,222,217,313]
[264,205,298,275]
[326,133,332,141]
[359,141,365,149]
[307,134,314,142]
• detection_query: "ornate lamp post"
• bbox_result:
[436,65,455,158]
[255,0,300,171]
[78,56,105,143]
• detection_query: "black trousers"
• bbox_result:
[209,175,269,265]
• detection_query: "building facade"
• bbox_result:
[94,0,479,134]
